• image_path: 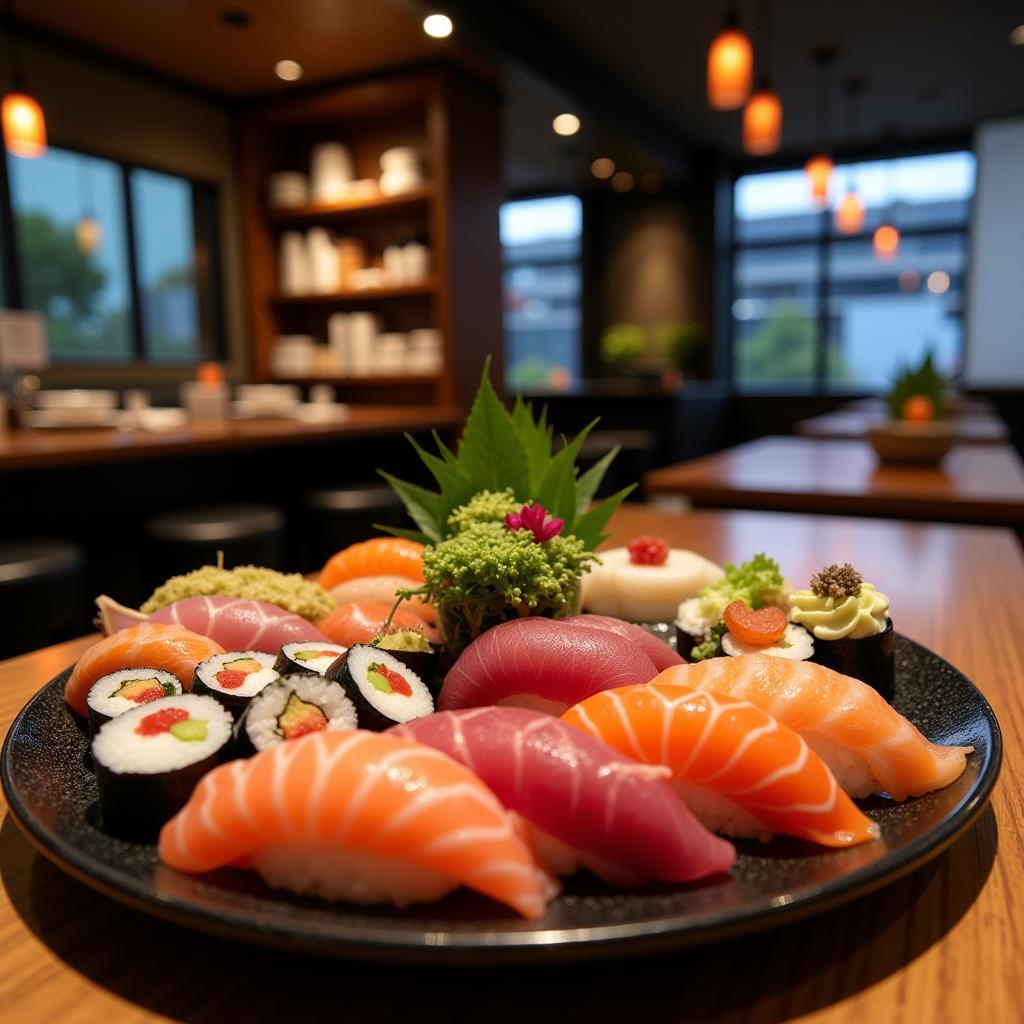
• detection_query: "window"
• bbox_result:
[6,145,222,364]
[730,151,976,393]
[500,194,582,390]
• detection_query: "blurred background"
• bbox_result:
[0,0,1022,654]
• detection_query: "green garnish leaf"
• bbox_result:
[571,483,636,550]
[696,553,784,623]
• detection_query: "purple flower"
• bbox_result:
[505,502,565,543]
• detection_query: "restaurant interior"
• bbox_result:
[0,3,1022,1018]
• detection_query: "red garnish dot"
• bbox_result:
[135,707,189,736]
[723,600,788,646]
[373,663,413,696]
[628,535,670,566]
[216,669,247,690]
[131,686,165,704]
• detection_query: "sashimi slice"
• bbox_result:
[649,655,972,801]
[159,730,550,919]
[319,538,425,591]
[562,682,879,848]
[316,601,439,647]
[564,613,685,672]
[438,618,659,716]
[65,623,224,717]
[327,575,437,625]
[96,594,330,651]
[390,707,735,884]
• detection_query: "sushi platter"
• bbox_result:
[0,632,1001,961]
[0,368,1004,961]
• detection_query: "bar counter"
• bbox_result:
[1,505,1021,1022]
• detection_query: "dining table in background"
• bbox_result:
[644,435,1024,529]
[794,408,1009,445]
[0,503,1020,1022]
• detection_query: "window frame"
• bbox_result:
[721,139,975,396]
[0,138,226,367]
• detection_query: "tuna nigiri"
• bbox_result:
[316,601,439,647]
[390,707,735,885]
[562,682,879,848]
[159,730,550,919]
[319,538,425,591]
[326,575,437,625]
[96,594,330,651]
[438,618,659,716]
[65,624,224,717]
[649,655,971,801]
[563,613,685,672]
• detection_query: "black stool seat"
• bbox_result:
[144,504,287,584]
[301,485,405,571]
[0,539,85,658]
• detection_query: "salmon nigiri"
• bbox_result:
[65,623,224,717]
[562,682,879,848]
[319,538,425,591]
[159,730,551,919]
[316,601,439,647]
[649,656,971,801]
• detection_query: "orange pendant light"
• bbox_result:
[707,14,753,110]
[2,90,46,158]
[743,85,782,156]
[805,154,834,204]
[75,215,102,253]
[872,224,900,260]
[835,189,865,234]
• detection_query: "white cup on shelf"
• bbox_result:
[270,335,316,378]
[279,231,311,295]
[347,313,379,376]
[402,242,430,283]
[311,143,354,203]
[375,333,409,375]
[307,228,340,294]
[383,245,405,286]
[408,328,443,374]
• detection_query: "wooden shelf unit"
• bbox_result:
[240,65,504,406]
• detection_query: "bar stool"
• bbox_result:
[0,540,85,659]
[301,484,405,571]
[144,504,287,586]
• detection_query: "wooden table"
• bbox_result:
[795,410,1009,445]
[1,504,1021,1023]
[644,436,1024,528]
[0,405,462,473]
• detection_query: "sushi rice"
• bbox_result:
[243,674,357,752]
[722,622,814,661]
[86,667,182,734]
[275,641,348,677]
[194,651,279,697]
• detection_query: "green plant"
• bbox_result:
[600,323,646,365]
[654,321,704,369]
[886,351,947,420]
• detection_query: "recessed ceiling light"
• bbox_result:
[275,59,303,81]
[553,113,580,136]
[927,270,950,294]
[611,170,634,192]
[423,13,453,38]
[1011,24,1024,45]
[591,157,615,179]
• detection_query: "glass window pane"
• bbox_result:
[130,169,201,363]
[9,147,133,362]
[734,169,825,243]
[825,234,967,392]
[500,195,582,389]
[733,244,819,391]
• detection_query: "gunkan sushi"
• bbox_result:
[329,645,434,731]
[274,641,348,677]
[92,693,233,841]
[191,651,279,718]
[86,667,182,737]
[239,673,357,753]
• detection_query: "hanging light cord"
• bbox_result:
[5,0,24,92]
[756,0,773,89]
[812,49,835,153]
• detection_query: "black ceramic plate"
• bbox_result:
[1,635,1001,963]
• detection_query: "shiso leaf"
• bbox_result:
[571,483,636,550]
[574,444,621,515]
[376,471,443,544]
[535,420,597,525]
[512,394,553,492]
[403,432,475,512]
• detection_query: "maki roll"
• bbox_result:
[91,694,233,842]
[789,563,894,700]
[720,607,813,661]
[86,667,182,737]
[274,641,348,677]
[370,628,438,697]
[191,651,279,718]
[329,645,434,731]
[240,674,357,753]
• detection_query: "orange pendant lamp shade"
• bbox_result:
[2,91,46,158]
[835,190,866,234]
[75,215,102,254]
[707,26,753,110]
[805,154,833,204]
[743,88,782,156]
[873,224,900,260]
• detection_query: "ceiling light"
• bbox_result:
[873,224,900,260]
[707,15,752,110]
[275,59,303,81]
[1010,24,1024,45]
[611,170,634,193]
[423,14,453,39]
[835,189,865,234]
[805,155,834,205]
[743,87,782,156]
[927,270,950,294]
[2,92,46,158]
[553,113,580,136]
[591,157,615,179]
